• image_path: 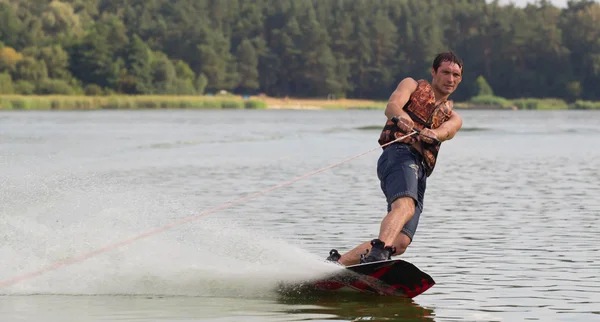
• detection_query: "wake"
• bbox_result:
[0,172,340,299]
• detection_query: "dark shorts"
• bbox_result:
[376,143,427,241]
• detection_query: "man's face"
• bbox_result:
[431,61,462,97]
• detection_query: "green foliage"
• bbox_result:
[14,80,35,94]
[0,3,23,49]
[0,0,598,104]
[0,72,14,94]
[68,14,127,89]
[123,34,152,94]
[220,100,243,109]
[0,47,24,72]
[195,73,208,94]
[41,0,83,39]
[84,84,103,96]
[197,28,233,92]
[150,51,177,93]
[24,45,72,80]
[0,97,50,110]
[468,95,513,108]
[244,99,267,109]
[474,76,494,96]
[235,39,259,92]
[168,79,196,95]
[174,60,195,82]
[569,100,600,110]
[565,81,582,102]
[0,95,269,110]
[36,79,76,95]
[512,98,568,110]
[13,57,48,83]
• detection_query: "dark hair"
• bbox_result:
[432,52,463,74]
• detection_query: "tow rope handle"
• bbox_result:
[390,116,441,144]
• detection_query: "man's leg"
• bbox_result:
[378,197,415,247]
[391,197,423,255]
[338,197,415,266]
[393,163,426,255]
[337,144,427,266]
[336,144,421,266]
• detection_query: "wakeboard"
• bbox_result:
[279,259,435,298]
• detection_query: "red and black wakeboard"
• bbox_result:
[279,259,435,298]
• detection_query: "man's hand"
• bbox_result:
[391,116,417,144]
[392,116,414,133]
[418,128,439,144]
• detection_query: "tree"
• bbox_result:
[0,72,14,94]
[13,57,48,84]
[235,39,259,93]
[68,14,127,89]
[123,34,152,94]
[151,51,176,93]
[197,28,234,92]
[0,47,24,72]
[1,0,599,101]
[474,75,494,96]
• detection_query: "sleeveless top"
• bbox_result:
[378,80,453,177]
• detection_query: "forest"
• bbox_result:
[0,0,599,108]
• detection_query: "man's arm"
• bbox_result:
[384,78,418,120]
[433,111,462,142]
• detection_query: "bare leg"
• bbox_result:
[339,197,416,265]
[338,240,373,266]
[392,233,412,256]
[378,197,415,246]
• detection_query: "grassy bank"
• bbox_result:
[0,95,268,110]
[459,95,600,110]
[1,94,599,111]
[0,94,386,110]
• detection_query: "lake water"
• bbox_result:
[0,109,598,322]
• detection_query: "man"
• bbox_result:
[327,52,464,265]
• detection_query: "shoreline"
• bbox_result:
[0,95,597,111]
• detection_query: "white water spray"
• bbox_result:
[0,171,341,298]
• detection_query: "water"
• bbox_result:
[0,109,598,321]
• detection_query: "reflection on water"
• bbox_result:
[0,293,436,322]
[278,293,436,321]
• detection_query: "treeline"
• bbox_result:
[0,0,599,103]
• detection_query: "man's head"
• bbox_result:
[431,52,463,98]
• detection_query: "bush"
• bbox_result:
[36,79,75,95]
[474,75,494,96]
[169,79,196,95]
[84,84,104,96]
[244,99,267,109]
[0,72,14,94]
[569,100,600,110]
[512,98,568,110]
[468,95,513,108]
[14,80,35,94]
[221,100,243,108]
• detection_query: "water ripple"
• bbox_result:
[0,109,598,322]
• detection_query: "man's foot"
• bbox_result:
[326,249,341,262]
[360,239,396,264]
